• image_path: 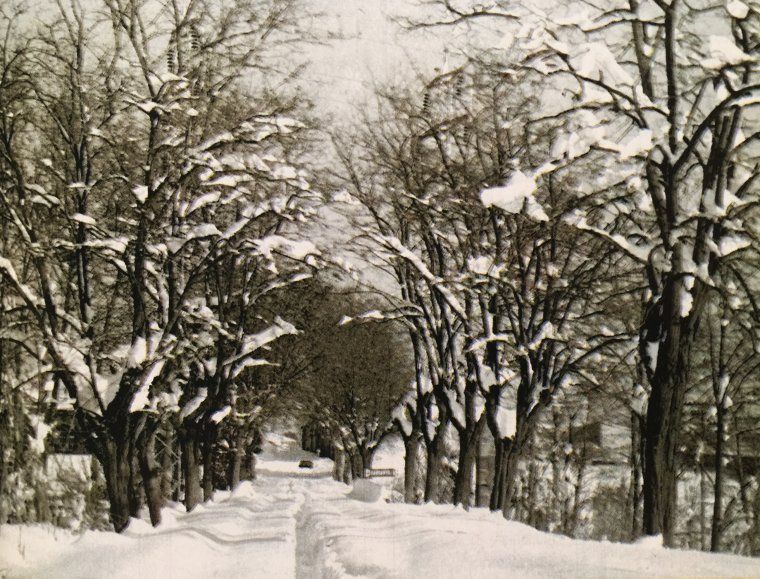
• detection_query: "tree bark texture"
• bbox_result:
[137,425,164,527]
[181,434,202,512]
[403,433,422,503]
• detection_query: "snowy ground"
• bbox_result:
[2,433,758,578]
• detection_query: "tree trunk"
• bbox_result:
[710,405,724,552]
[364,446,376,471]
[342,457,353,485]
[643,358,688,547]
[751,482,760,557]
[229,432,244,490]
[0,405,10,525]
[568,446,588,537]
[699,464,708,550]
[641,277,702,548]
[424,436,443,503]
[33,485,52,524]
[452,434,470,507]
[526,459,542,529]
[349,451,363,479]
[424,411,450,504]
[173,441,182,503]
[732,418,758,555]
[332,448,344,482]
[403,433,422,503]
[202,425,217,502]
[490,437,508,511]
[160,429,174,500]
[137,425,163,527]
[552,452,563,532]
[630,411,645,540]
[127,433,143,518]
[181,434,202,512]
[453,421,484,508]
[501,445,522,519]
[229,451,242,490]
[101,437,132,532]
[475,436,484,507]
[247,451,257,481]
[0,344,8,526]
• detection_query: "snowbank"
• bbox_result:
[4,432,758,579]
[1,484,300,578]
[0,525,75,571]
[347,479,386,503]
[300,499,760,579]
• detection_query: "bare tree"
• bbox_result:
[0,0,316,531]
[409,0,760,545]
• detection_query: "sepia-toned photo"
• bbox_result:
[0,0,759,576]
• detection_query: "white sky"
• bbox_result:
[302,0,471,117]
[295,1,507,293]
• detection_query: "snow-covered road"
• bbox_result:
[2,434,759,578]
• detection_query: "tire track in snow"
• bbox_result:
[294,478,352,579]
[294,487,317,579]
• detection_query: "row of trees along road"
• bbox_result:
[330,0,759,551]
[0,0,320,532]
[278,277,413,483]
[0,0,758,557]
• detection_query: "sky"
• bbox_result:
[294,1,519,293]
[302,0,469,117]
[291,1,455,292]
